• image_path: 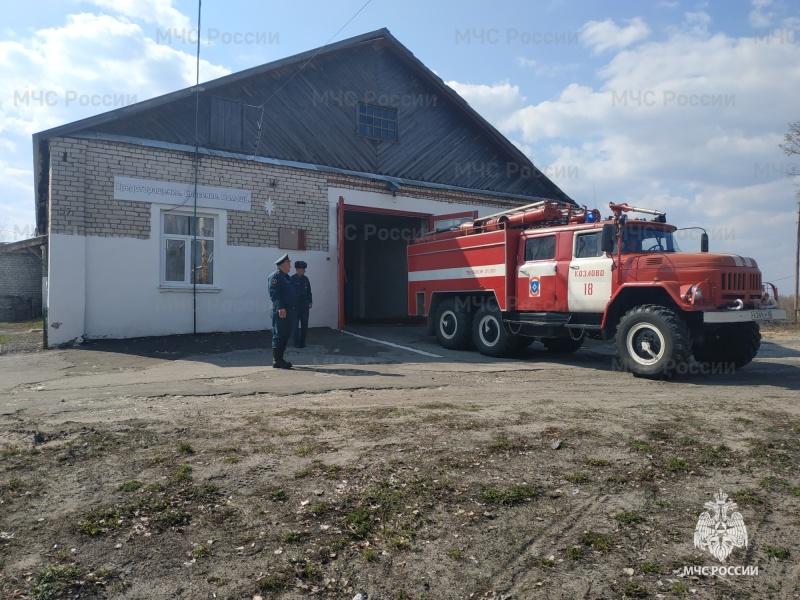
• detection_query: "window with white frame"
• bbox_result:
[162,212,215,285]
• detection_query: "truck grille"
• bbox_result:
[721,272,760,292]
[719,271,761,306]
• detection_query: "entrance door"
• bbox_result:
[567,229,613,313]
[339,204,429,325]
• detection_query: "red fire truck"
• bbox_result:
[407,200,787,379]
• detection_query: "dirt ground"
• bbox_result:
[1,323,799,600]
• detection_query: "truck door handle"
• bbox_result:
[570,265,580,270]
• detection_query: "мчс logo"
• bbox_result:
[694,489,748,562]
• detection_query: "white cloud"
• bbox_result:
[446,19,800,281]
[515,56,580,78]
[0,12,229,137]
[0,7,230,235]
[749,0,775,28]
[444,80,526,130]
[80,0,191,30]
[682,11,712,37]
[580,17,650,53]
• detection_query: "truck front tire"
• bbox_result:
[692,322,760,371]
[616,305,691,379]
[434,298,474,350]
[473,302,514,357]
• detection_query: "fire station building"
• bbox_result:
[33,28,573,347]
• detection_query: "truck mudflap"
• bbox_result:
[703,308,787,323]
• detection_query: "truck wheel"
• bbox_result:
[473,302,514,357]
[616,305,691,379]
[542,334,584,353]
[434,299,474,350]
[692,323,760,371]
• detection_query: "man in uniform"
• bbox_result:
[291,260,312,348]
[268,253,297,369]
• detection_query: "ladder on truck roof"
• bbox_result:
[417,200,597,243]
[460,200,595,234]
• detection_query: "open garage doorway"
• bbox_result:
[341,206,429,324]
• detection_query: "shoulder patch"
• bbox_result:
[271,278,277,284]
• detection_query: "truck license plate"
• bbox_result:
[750,310,772,320]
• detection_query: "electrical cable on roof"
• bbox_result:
[250,0,374,157]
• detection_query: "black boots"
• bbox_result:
[272,347,293,369]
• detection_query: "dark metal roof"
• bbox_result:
[0,235,47,253]
[33,28,574,231]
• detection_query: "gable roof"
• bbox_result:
[33,28,574,229]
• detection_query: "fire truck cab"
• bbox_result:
[407,200,787,379]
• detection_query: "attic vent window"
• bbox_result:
[357,102,397,142]
[209,97,244,149]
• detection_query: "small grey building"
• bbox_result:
[0,236,46,322]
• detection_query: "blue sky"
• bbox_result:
[1,0,799,285]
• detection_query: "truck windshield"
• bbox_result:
[621,226,681,253]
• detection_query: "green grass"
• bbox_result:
[191,544,213,558]
[4,476,24,491]
[179,484,220,502]
[640,561,660,574]
[78,508,122,536]
[762,545,789,560]
[345,507,374,538]
[566,546,584,560]
[587,458,610,467]
[665,457,691,473]
[177,443,194,455]
[580,531,613,552]
[308,502,328,516]
[489,434,520,452]
[292,444,314,457]
[155,509,190,529]
[1,444,21,459]
[363,548,378,562]
[622,582,649,598]
[613,511,643,525]
[257,573,290,592]
[732,489,763,507]
[282,531,306,544]
[628,440,653,453]
[565,472,589,484]
[169,465,193,484]
[267,488,287,501]
[117,480,143,492]
[671,581,688,596]
[538,557,555,568]
[29,564,115,600]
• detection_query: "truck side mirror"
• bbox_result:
[601,223,615,254]
[701,232,708,253]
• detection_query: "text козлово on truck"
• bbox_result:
[407,200,787,379]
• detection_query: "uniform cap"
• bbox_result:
[275,253,290,265]
[295,261,307,269]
